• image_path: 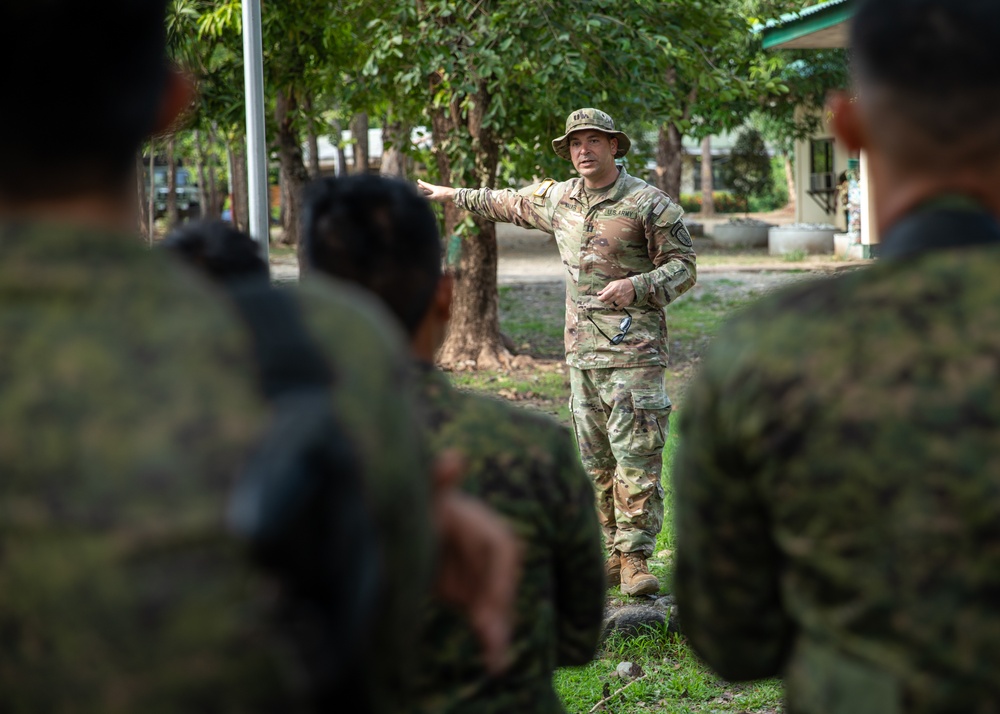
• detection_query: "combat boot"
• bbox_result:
[620,551,659,597]
[605,550,621,588]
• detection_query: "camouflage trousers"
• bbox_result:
[569,365,671,557]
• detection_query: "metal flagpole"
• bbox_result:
[242,0,270,268]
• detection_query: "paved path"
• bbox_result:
[271,222,869,286]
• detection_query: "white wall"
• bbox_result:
[793,109,851,229]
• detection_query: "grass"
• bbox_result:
[445,275,809,713]
[555,428,783,713]
[267,243,297,261]
[781,249,807,262]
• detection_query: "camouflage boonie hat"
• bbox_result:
[552,108,631,161]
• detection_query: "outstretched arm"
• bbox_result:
[417,180,457,204]
[420,179,558,234]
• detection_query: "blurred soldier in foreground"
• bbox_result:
[672,0,1000,711]
[300,174,607,714]
[418,108,696,597]
[0,0,518,710]
[158,219,436,712]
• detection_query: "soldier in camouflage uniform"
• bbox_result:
[419,108,696,596]
[672,1,1000,711]
[0,3,520,711]
[301,174,606,714]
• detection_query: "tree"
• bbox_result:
[361,0,707,369]
[739,0,850,210]
[616,1,787,203]
[722,127,772,215]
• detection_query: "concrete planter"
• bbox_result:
[685,221,704,238]
[711,221,772,248]
[768,225,837,256]
[833,232,859,258]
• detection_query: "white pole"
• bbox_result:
[859,149,878,251]
[242,0,270,268]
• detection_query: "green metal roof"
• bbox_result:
[759,0,856,50]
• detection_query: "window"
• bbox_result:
[807,138,838,214]
[810,138,835,190]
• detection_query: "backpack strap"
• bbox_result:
[220,278,381,701]
[225,278,334,397]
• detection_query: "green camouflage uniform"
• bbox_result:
[409,363,605,714]
[673,201,1000,713]
[455,168,696,555]
[0,220,433,713]
[289,274,437,712]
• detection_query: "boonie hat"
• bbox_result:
[551,108,631,161]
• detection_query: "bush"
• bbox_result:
[679,191,745,214]
[722,128,773,213]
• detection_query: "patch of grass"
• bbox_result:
[450,370,568,401]
[449,369,571,423]
[267,243,297,261]
[781,249,807,262]
[557,630,783,713]
[668,290,753,343]
[498,284,565,359]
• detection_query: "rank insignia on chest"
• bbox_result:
[533,179,557,198]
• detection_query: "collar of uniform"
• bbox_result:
[570,165,630,205]
[879,198,1000,261]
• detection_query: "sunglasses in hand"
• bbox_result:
[587,307,632,345]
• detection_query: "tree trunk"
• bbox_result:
[331,116,348,177]
[166,137,179,228]
[148,145,156,244]
[307,127,321,177]
[700,136,715,216]
[276,87,311,248]
[380,117,409,178]
[437,216,506,370]
[434,86,511,371]
[655,122,684,202]
[228,134,250,233]
[205,125,220,219]
[784,153,796,210]
[136,150,149,239]
[304,95,321,177]
[194,130,211,220]
[350,112,370,174]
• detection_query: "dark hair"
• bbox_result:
[851,0,1000,153]
[0,0,171,199]
[301,175,442,336]
[160,220,270,283]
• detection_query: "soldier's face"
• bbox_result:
[569,130,618,185]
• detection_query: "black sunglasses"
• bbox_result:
[587,307,632,345]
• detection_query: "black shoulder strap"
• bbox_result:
[219,277,381,706]
[224,278,334,397]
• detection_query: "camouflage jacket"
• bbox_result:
[672,202,1000,713]
[455,167,697,369]
[0,221,433,714]
[409,364,605,714]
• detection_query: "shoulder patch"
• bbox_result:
[670,220,693,247]
[533,179,557,198]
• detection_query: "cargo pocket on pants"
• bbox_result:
[628,388,672,456]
